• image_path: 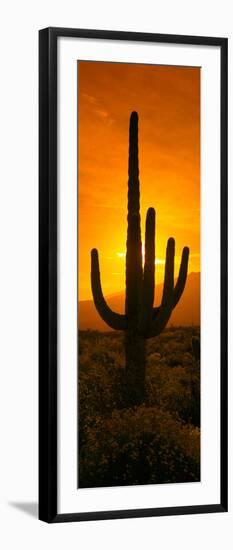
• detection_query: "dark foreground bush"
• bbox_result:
[79,406,200,488]
[78,327,200,488]
[146,363,200,427]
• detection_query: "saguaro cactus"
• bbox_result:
[91,112,189,404]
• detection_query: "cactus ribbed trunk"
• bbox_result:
[90,111,190,406]
[125,112,145,404]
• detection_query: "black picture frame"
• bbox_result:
[39,27,228,523]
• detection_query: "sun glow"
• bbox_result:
[78,61,200,300]
[117,244,165,267]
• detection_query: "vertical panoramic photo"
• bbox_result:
[77,61,200,488]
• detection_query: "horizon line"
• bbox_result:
[79,270,200,303]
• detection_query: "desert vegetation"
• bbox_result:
[78,327,200,488]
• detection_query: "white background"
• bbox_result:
[0,1,232,548]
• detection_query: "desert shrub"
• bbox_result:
[147,337,162,355]
[79,338,127,449]
[78,328,200,486]
[146,362,200,426]
[79,406,200,488]
[160,351,193,367]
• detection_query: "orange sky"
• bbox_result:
[78,61,200,301]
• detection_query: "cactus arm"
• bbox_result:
[140,207,155,333]
[151,246,189,319]
[143,207,155,309]
[147,242,189,338]
[173,246,189,306]
[146,238,174,337]
[91,249,127,330]
[161,237,175,306]
[146,304,174,338]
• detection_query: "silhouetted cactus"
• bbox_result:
[91,112,189,404]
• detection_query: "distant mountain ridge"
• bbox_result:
[79,272,200,331]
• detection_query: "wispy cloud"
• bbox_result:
[82,92,114,125]
[82,93,97,105]
[95,109,109,119]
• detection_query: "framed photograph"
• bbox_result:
[39,27,228,523]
